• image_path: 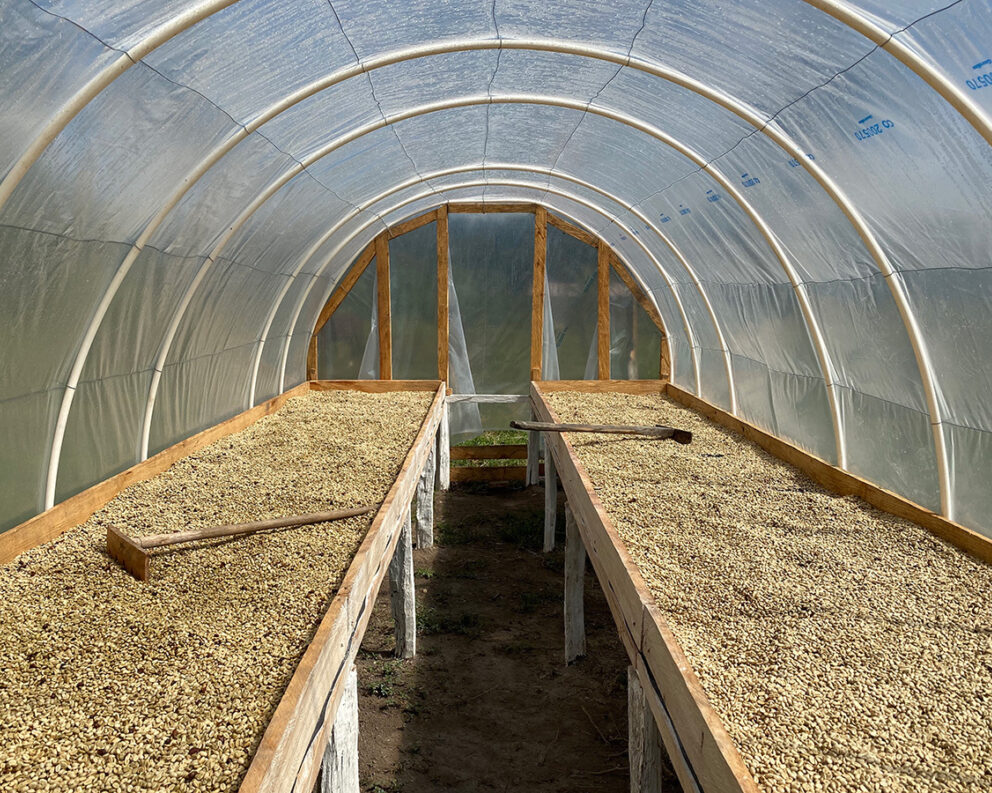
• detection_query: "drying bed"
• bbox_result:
[546,390,992,793]
[0,389,433,793]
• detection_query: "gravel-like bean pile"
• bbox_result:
[548,391,992,793]
[0,390,431,793]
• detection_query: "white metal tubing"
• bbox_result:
[266,162,728,402]
[803,0,992,148]
[0,0,239,214]
[283,178,694,391]
[137,93,840,474]
[273,171,698,396]
[30,34,948,509]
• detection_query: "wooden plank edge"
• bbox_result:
[386,208,438,239]
[533,379,668,394]
[532,383,758,793]
[450,466,527,483]
[312,244,375,337]
[241,384,446,793]
[547,211,597,247]
[665,383,992,566]
[447,202,537,214]
[531,384,647,650]
[308,380,442,393]
[450,445,528,460]
[0,383,312,565]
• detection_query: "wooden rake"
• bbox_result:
[107,506,374,581]
[510,420,692,444]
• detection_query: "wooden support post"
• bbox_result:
[312,244,375,339]
[564,505,586,663]
[320,665,359,793]
[629,666,666,793]
[544,447,558,552]
[388,510,416,659]
[375,234,392,380]
[597,242,611,379]
[436,400,450,491]
[415,444,435,549]
[307,334,318,381]
[531,206,547,381]
[437,204,449,383]
[526,412,540,487]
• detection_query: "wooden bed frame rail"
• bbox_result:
[240,382,446,793]
[0,379,447,793]
[530,381,758,793]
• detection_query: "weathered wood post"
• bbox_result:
[415,444,435,548]
[629,666,665,793]
[564,505,586,663]
[320,665,359,793]
[436,400,450,491]
[544,445,558,552]
[388,509,416,658]
[526,408,540,486]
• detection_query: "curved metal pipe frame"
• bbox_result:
[135,93,844,475]
[288,177,692,389]
[267,162,731,405]
[69,90,840,498]
[802,0,992,148]
[269,166,707,396]
[25,32,956,512]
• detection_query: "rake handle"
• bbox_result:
[510,420,692,445]
[137,506,374,549]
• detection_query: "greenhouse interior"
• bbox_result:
[1,1,990,791]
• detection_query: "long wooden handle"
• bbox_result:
[138,506,375,549]
[510,420,692,445]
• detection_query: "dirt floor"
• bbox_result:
[353,484,680,793]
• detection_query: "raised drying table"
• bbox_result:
[0,380,447,793]
[533,380,992,793]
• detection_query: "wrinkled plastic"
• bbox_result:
[0,0,989,542]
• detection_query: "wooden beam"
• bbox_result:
[449,465,529,484]
[312,244,375,338]
[320,666,359,793]
[306,334,318,381]
[608,254,671,379]
[609,253,666,336]
[544,448,558,552]
[548,211,597,247]
[388,510,416,658]
[564,505,586,664]
[628,666,665,793]
[309,379,441,393]
[0,383,312,565]
[666,383,992,566]
[531,206,548,381]
[375,234,391,380]
[448,202,537,214]
[534,379,667,394]
[597,242,610,380]
[414,445,435,549]
[437,205,449,383]
[450,444,528,460]
[386,208,438,239]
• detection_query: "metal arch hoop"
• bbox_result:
[129,94,843,477]
[269,171,698,394]
[288,177,690,382]
[69,92,840,500]
[26,35,954,512]
[267,162,733,407]
[801,0,992,148]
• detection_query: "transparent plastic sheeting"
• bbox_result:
[0,1,990,539]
